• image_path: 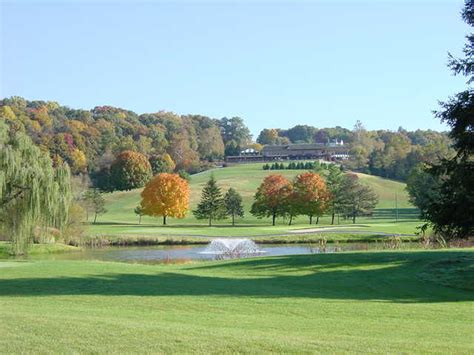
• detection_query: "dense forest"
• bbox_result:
[0,97,453,190]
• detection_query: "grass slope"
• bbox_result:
[90,163,420,237]
[0,249,472,353]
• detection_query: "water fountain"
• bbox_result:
[200,238,265,259]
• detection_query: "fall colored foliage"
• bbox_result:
[292,172,330,224]
[251,174,292,226]
[140,173,190,225]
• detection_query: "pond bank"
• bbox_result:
[0,242,81,257]
[76,233,420,248]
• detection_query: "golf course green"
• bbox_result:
[1,249,472,353]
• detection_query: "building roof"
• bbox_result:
[263,143,326,152]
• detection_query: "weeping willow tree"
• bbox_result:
[0,121,72,255]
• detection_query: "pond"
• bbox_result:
[17,242,418,264]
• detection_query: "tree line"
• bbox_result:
[0,99,252,186]
[257,124,453,182]
[136,164,378,227]
[1,96,454,192]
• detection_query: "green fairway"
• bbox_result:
[1,249,472,353]
[90,163,421,238]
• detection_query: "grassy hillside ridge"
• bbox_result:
[90,163,419,237]
[0,249,472,353]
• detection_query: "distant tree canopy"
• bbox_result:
[0,120,72,255]
[0,96,454,191]
[256,123,453,181]
[0,98,252,185]
[219,117,252,156]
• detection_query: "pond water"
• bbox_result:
[18,242,417,264]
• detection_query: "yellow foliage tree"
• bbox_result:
[70,148,88,174]
[33,106,52,128]
[0,106,16,121]
[140,173,189,225]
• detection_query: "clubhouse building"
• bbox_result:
[226,140,349,163]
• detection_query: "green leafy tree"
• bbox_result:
[110,150,152,191]
[193,176,226,226]
[339,174,378,224]
[84,189,107,224]
[149,153,176,174]
[0,121,72,255]
[406,164,441,219]
[134,205,144,224]
[224,188,244,226]
[219,117,252,156]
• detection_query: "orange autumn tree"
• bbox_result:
[251,174,292,226]
[293,172,330,225]
[140,173,190,225]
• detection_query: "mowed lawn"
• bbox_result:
[90,163,420,237]
[0,249,472,353]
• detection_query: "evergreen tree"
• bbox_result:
[224,188,244,226]
[326,165,345,224]
[422,0,474,239]
[193,176,226,226]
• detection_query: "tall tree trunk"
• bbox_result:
[309,215,313,225]
[163,215,167,225]
[331,212,335,225]
[209,215,212,227]
[232,213,235,226]
[272,212,276,226]
[352,214,356,224]
[288,215,293,226]
[316,216,319,224]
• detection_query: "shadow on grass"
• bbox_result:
[0,251,472,303]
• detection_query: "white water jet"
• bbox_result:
[200,238,265,258]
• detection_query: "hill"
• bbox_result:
[90,163,420,237]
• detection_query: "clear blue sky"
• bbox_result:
[0,0,469,137]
